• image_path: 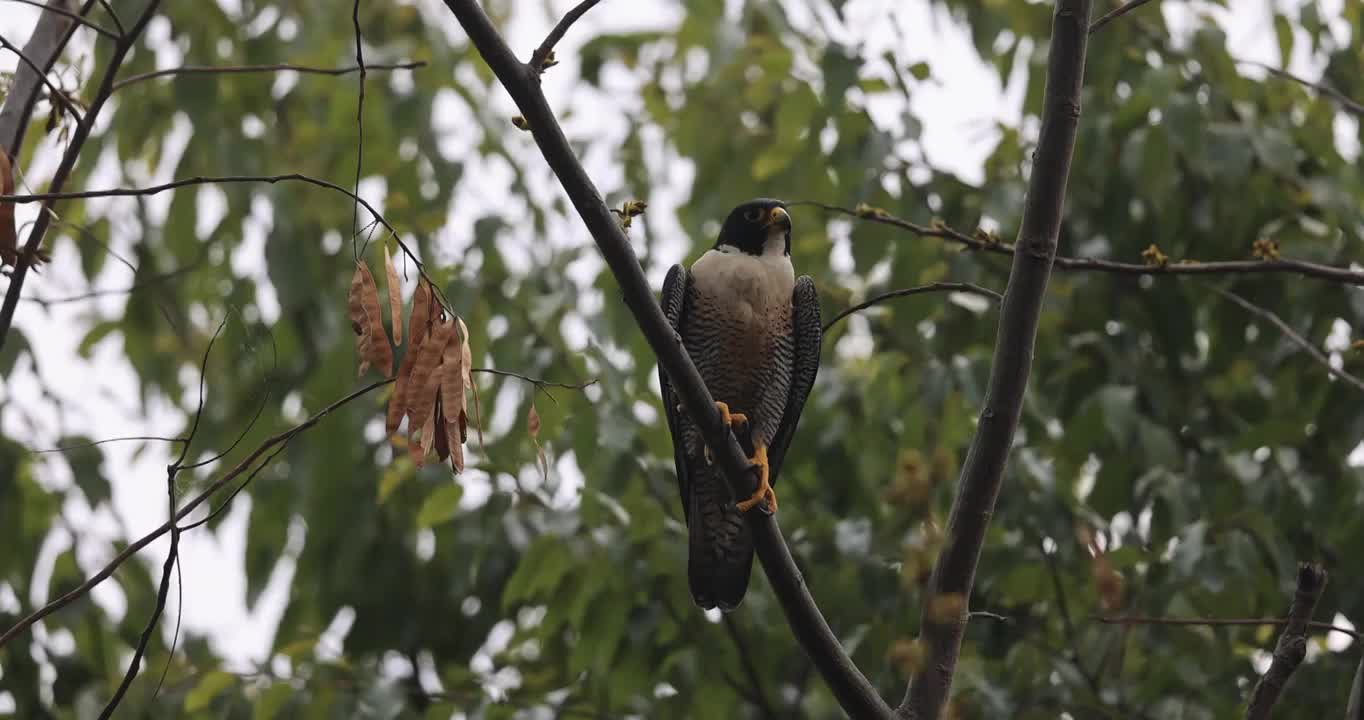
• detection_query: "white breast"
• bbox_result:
[690,238,795,311]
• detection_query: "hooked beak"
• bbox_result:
[763,206,792,231]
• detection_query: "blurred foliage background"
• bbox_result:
[2,0,1364,717]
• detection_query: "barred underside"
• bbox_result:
[660,258,804,611]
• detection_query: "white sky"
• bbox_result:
[0,0,1358,705]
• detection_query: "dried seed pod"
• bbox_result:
[405,316,454,431]
[457,317,486,450]
[409,279,434,347]
[384,245,403,345]
[440,326,466,444]
[347,261,393,377]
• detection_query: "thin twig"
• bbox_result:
[792,201,1364,286]
[1088,0,1156,34]
[529,0,602,73]
[1097,614,1361,641]
[1213,287,1364,393]
[1245,563,1328,719]
[1236,59,1364,118]
[723,615,780,720]
[0,33,85,122]
[470,367,596,391]
[0,173,450,311]
[95,0,122,36]
[1,0,118,40]
[98,531,175,717]
[0,377,394,650]
[112,60,424,92]
[98,312,223,718]
[33,435,186,452]
[1045,544,1105,700]
[443,0,893,716]
[0,0,161,354]
[20,262,200,306]
[823,281,1001,332]
[899,2,1092,717]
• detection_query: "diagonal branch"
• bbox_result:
[898,1,1093,717]
[1213,287,1364,393]
[1245,563,1328,719]
[440,0,893,717]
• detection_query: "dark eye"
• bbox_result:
[744,208,762,222]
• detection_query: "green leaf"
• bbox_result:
[908,61,931,81]
[254,682,294,720]
[1273,14,1294,66]
[415,483,463,528]
[0,328,29,376]
[184,670,235,713]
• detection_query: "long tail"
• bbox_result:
[686,461,754,611]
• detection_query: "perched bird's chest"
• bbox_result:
[685,249,795,390]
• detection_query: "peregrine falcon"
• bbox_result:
[659,198,822,611]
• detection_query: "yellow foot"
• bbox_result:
[713,401,748,430]
[736,444,777,514]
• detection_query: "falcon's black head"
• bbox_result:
[716,198,791,256]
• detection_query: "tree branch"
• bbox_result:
[793,202,1364,287]
[1245,563,1328,720]
[1213,287,1364,393]
[1088,0,1156,34]
[898,2,1092,718]
[823,282,1001,333]
[440,1,893,716]
[111,60,425,92]
[0,0,159,353]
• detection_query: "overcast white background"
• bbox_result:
[0,0,1359,710]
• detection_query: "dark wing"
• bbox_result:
[659,264,692,519]
[767,275,821,485]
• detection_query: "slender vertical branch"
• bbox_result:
[1245,563,1328,720]
[439,1,893,716]
[350,0,367,255]
[897,1,1092,718]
